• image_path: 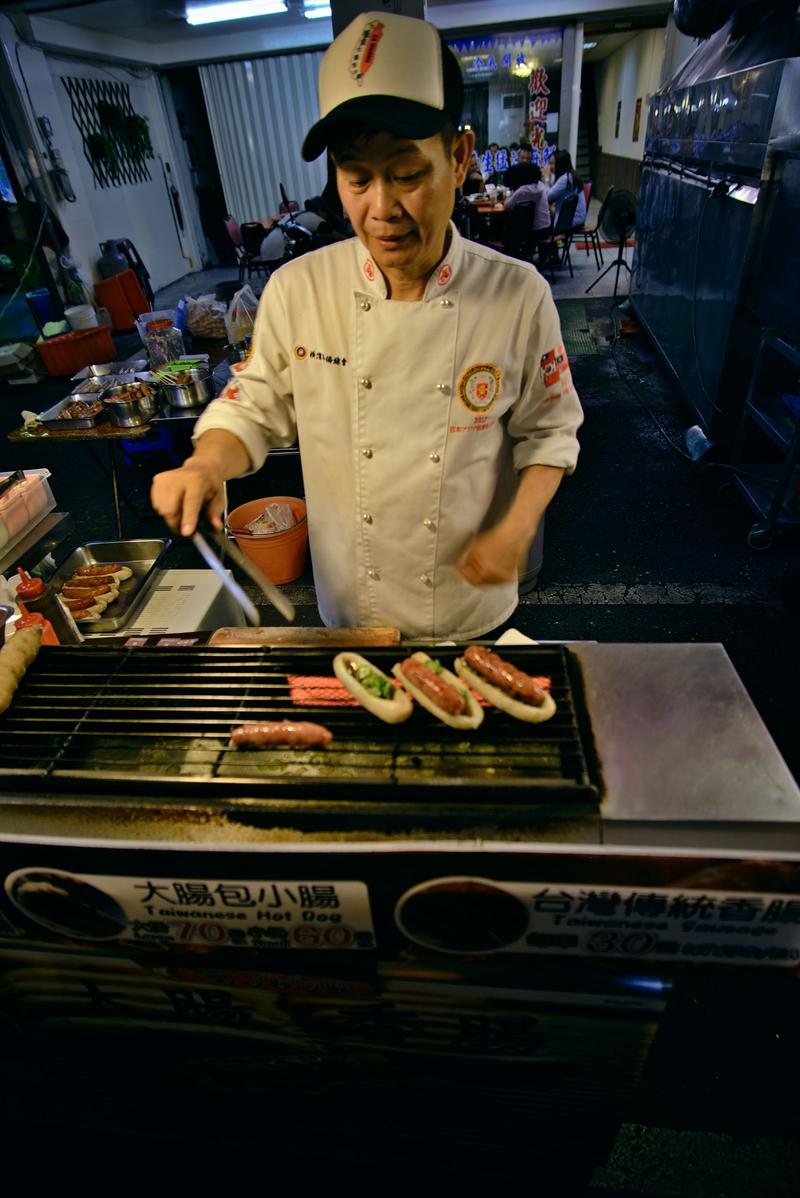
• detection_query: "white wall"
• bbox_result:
[1,15,204,293]
[596,29,666,160]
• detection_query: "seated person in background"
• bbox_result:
[504,164,552,254]
[503,145,540,193]
[462,151,485,197]
[547,150,587,229]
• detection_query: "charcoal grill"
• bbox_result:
[0,644,600,824]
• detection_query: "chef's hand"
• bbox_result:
[151,429,253,537]
[456,522,533,588]
[151,460,225,538]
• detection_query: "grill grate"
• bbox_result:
[0,645,598,806]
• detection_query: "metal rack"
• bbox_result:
[730,333,800,548]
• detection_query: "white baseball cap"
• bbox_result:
[302,11,464,162]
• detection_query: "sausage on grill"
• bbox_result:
[463,645,549,706]
[231,721,333,749]
[398,657,465,715]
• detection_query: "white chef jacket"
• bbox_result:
[194,223,583,640]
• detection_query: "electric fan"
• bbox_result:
[586,189,638,296]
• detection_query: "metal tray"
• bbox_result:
[51,538,171,632]
[71,359,148,380]
[39,395,110,431]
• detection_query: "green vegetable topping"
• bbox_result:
[355,664,395,700]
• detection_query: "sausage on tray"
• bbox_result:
[75,564,133,581]
[62,583,118,601]
[231,721,333,749]
[62,575,119,590]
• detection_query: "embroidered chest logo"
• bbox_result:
[363,259,375,282]
[458,363,502,414]
[295,345,348,367]
[437,263,452,286]
[351,20,384,85]
[540,344,572,390]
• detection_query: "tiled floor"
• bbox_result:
[154,201,634,309]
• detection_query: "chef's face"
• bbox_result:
[334,128,474,296]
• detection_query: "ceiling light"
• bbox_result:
[185,0,287,26]
[583,41,598,50]
[303,0,331,16]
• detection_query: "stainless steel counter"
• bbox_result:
[574,642,800,851]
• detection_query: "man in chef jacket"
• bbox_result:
[151,11,583,641]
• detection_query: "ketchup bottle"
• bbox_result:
[16,604,59,646]
[16,568,81,645]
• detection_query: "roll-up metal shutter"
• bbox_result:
[199,51,327,223]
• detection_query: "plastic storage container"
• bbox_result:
[65,304,99,331]
[0,469,56,558]
[94,269,150,331]
[34,326,116,376]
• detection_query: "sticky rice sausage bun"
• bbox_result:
[454,656,557,724]
[333,652,413,724]
[392,652,483,731]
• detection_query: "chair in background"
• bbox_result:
[568,181,593,261]
[537,193,580,282]
[278,182,300,214]
[503,203,543,264]
[224,215,249,282]
[582,185,614,270]
[239,221,271,282]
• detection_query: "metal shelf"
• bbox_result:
[732,466,800,527]
[744,394,798,453]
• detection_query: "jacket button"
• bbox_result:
[419,574,431,585]
[362,448,373,458]
[362,512,373,523]
[429,452,440,463]
[436,383,450,394]
[360,300,371,311]
[367,568,380,580]
[440,298,453,307]
[423,518,435,530]
[360,378,372,389]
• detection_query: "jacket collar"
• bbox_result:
[355,222,463,301]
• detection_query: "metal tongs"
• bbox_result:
[190,515,295,626]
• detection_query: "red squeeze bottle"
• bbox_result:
[16,603,59,646]
[16,567,80,644]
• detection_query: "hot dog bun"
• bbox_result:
[454,657,556,723]
[392,652,483,730]
[333,652,413,724]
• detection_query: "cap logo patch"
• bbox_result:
[351,20,384,86]
[363,259,375,282]
[458,363,502,413]
[437,264,452,286]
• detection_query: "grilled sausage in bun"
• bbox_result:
[333,652,413,724]
[454,645,556,723]
[392,652,483,730]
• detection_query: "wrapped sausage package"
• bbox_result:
[244,501,297,536]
